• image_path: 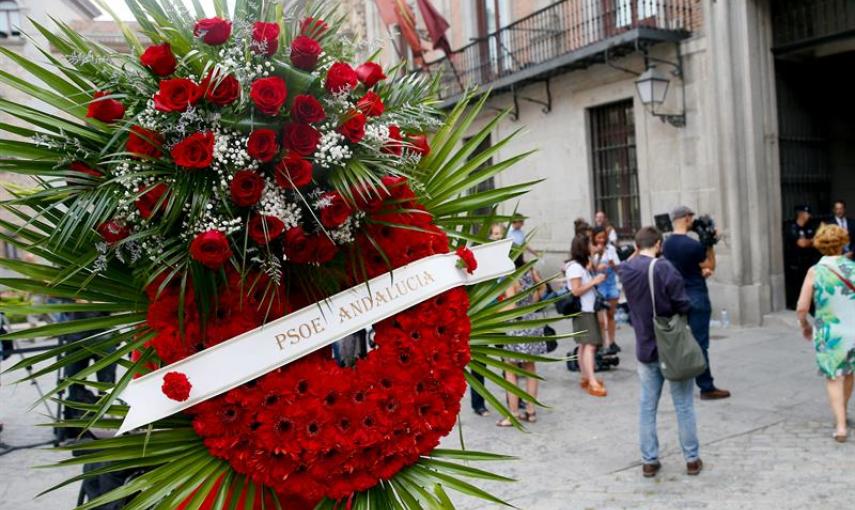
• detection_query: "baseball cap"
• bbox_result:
[794,204,811,213]
[670,205,695,221]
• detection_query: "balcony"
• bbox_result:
[772,0,855,54]
[422,0,696,107]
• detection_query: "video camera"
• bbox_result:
[654,213,719,248]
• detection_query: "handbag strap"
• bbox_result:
[823,263,855,293]
[648,258,658,318]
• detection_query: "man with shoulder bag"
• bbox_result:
[617,227,704,478]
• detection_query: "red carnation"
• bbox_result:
[356,62,386,88]
[97,220,130,244]
[154,78,202,112]
[252,21,280,56]
[190,230,232,268]
[135,183,169,219]
[284,227,338,264]
[194,17,232,45]
[86,91,125,123]
[248,215,286,245]
[171,131,215,169]
[324,62,358,94]
[339,111,367,143]
[247,129,280,162]
[250,76,287,116]
[455,246,478,274]
[291,95,325,124]
[408,134,431,157]
[281,123,320,156]
[319,191,352,228]
[126,126,163,158]
[383,125,403,156]
[299,17,328,38]
[140,42,177,76]
[201,71,240,106]
[274,152,313,189]
[69,161,101,177]
[161,371,192,402]
[312,234,338,264]
[356,91,384,117]
[229,170,265,207]
[290,35,322,71]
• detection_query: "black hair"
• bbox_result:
[514,254,526,269]
[570,235,590,266]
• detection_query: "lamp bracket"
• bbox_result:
[508,78,552,121]
[640,42,687,128]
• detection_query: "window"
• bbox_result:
[0,0,21,38]
[589,99,640,238]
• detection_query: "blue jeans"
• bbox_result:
[686,290,715,393]
[638,361,700,464]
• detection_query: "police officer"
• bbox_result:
[784,205,820,309]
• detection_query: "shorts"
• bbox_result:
[597,282,619,301]
[573,312,603,345]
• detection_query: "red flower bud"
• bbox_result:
[97,220,130,244]
[290,35,322,71]
[251,21,280,56]
[356,62,386,88]
[86,91,125,123]
[229,170,265,207]
[190,230,232,268]
[194,17,232,45]
[140,42,177,76]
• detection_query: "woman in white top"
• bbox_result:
[567,235,607,397]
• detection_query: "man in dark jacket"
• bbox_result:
[618,226,702,478]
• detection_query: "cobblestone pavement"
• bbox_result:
[1,316,852,510]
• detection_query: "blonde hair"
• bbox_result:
[813,224,850,256]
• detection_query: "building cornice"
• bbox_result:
[65,0,102,19]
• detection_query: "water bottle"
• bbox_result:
[721,309,730,328]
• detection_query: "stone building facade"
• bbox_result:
[353,0,855,326]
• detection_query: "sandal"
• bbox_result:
[833,430,848,443]
[523,410,537,423]
[586,382,607,398]
[496,417,514,427]
[474,408,490,417]
[580,377,603,389]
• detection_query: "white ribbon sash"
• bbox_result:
[115,239,514,435]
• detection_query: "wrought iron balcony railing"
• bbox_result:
[423,0,695,104]
[772,0,855,53]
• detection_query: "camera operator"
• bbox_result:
[662,206,731,400]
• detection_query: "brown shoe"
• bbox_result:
[686,459,703,475]
[586,382,607,397]
[700,389,731,400]
[642,461,661,478]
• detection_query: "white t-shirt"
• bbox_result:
[593,245,620,269]
[565,261,596,312]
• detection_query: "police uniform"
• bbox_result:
[783,206,820,309]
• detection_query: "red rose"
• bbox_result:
[230,170,265,207]
[161,371,192,401]
[153,78,202,112]
[252,21,280,55]
[140,42,177,76]
[194,17,232,45]
[86,91,125,123]
[291,95,325,124]
[97,220,130,244]
[247,129,280,162]
[319,191,352,228]
[281,123,320,156]
[356,91,384,117]
[201,71,240,106]
[69,161,101,177]
[126,126,163,159]
[250,76,288,116]
[383,125,403,156]
[171,131,215,169]
[408,134,431,157]
[135,183,169,219]
[324,62,358,94]
[339,111,367,143]
[190,230,232,268]
[274,152,313,189]
[290,35,322,71]
[283,227,338,264]
[248,215,285,245]
[455,246,478,274]
[300,17,328,38]
[356,62,386,88]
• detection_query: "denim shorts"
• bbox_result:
[597,282,619,301]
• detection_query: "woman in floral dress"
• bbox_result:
[497,255,546,426]
[797,224,855,442]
